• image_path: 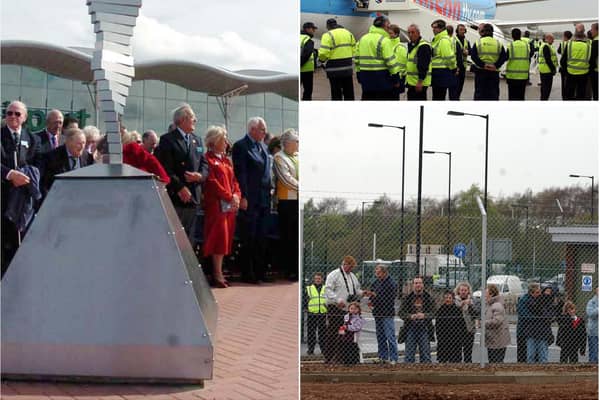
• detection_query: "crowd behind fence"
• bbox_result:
[301,207,598,366]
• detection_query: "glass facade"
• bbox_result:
[1,64,298,141]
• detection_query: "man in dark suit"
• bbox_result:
[156,104,206,242]
[41,128,93,197]
[36,109,64,155]
[1,100,42,277]
[232,117,272,283]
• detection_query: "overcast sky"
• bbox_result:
[300,102,598,210]
[496,0,597,20]
[0,0,298,74]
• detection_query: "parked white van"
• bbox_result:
[472,275,524,313]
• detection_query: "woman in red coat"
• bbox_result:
[203,126,241,288]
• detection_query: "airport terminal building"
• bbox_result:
[1,41,298,141]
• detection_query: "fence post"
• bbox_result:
[477,195,487,368]
[373,233,377,260]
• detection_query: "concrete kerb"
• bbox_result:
[301,370,598,385]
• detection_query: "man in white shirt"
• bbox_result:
[323,255,366,363]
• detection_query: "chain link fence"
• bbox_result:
[301,202,598,366]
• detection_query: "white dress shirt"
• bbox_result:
[324,267,363,305]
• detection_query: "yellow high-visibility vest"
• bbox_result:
[390,37,408,77]
[506,39,530,80]
[306,285,327,314]
[354,26,400,74]
[566,39,591,75]
[431,30,457,70]
[406,39,432,86]
[301,34,315,72]
[538,42,558,74]
[475,36,503,65]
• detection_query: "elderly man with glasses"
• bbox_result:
[1,100,42,277]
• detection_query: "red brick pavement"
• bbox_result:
[1,281,299,400]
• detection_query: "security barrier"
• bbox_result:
[301,200,598,366]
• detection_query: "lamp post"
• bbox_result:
[424,150,452,287]
[368,122,407,261]
[447,111,489,210]
[569,174,595,224]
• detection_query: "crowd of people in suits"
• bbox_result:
[304,258,598,365]
[1,100,299,286]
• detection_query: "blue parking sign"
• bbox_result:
[582,275,593,292]
[453,243,467,259]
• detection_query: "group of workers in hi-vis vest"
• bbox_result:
[300,18,598,101]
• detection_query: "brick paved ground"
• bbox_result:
[1,281,299,400]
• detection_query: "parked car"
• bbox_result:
[472,275,524,299]
[543,273,565,295]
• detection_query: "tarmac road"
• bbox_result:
[306,67,571,101]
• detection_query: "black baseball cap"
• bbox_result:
[303,22,318,30]
[326,18,337,27]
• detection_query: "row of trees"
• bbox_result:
[304,184,596,222]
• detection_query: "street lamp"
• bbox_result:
[424,150,452,287]
[368,123,407,261]
[569,174,595,224]
[447,111,489,210]
[361,200,381,264]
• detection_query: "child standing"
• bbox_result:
[556,301,587,363]
[339,302,365,364]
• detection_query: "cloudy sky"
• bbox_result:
[300,102,598,210]
[0,0,298,74]
[496,0,597,20]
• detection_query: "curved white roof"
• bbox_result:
[1,40,298,100]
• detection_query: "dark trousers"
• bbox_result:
[560,345,579,363]
[324,304,344,363]
[565,73,589,100]
[277,200,298,278]
[361,90,395,100]
[449,69,465,100]
[591,71,598,100]
[301,71,314,101]
[340,340,361,365]
[517,331,527,362]
[540,73,554,100]
[328,76,355,100]
[474,72,499,100]
[432,86,450,100]
[406,85,428,100]
[237,207,269,281]
[1,217,19,278]
[437,339,461,363]
[391,77,406,99]
[507,79,527,100]
[487,347,506,363]
[459,332,475,363]
[175,206,199,244]
[560,71,568,100]
[307,313,326,353]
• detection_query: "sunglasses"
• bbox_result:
[6,111,22,117]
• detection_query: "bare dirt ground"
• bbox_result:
[301,364,598,400]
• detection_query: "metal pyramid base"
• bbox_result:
[2,164,217,383]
